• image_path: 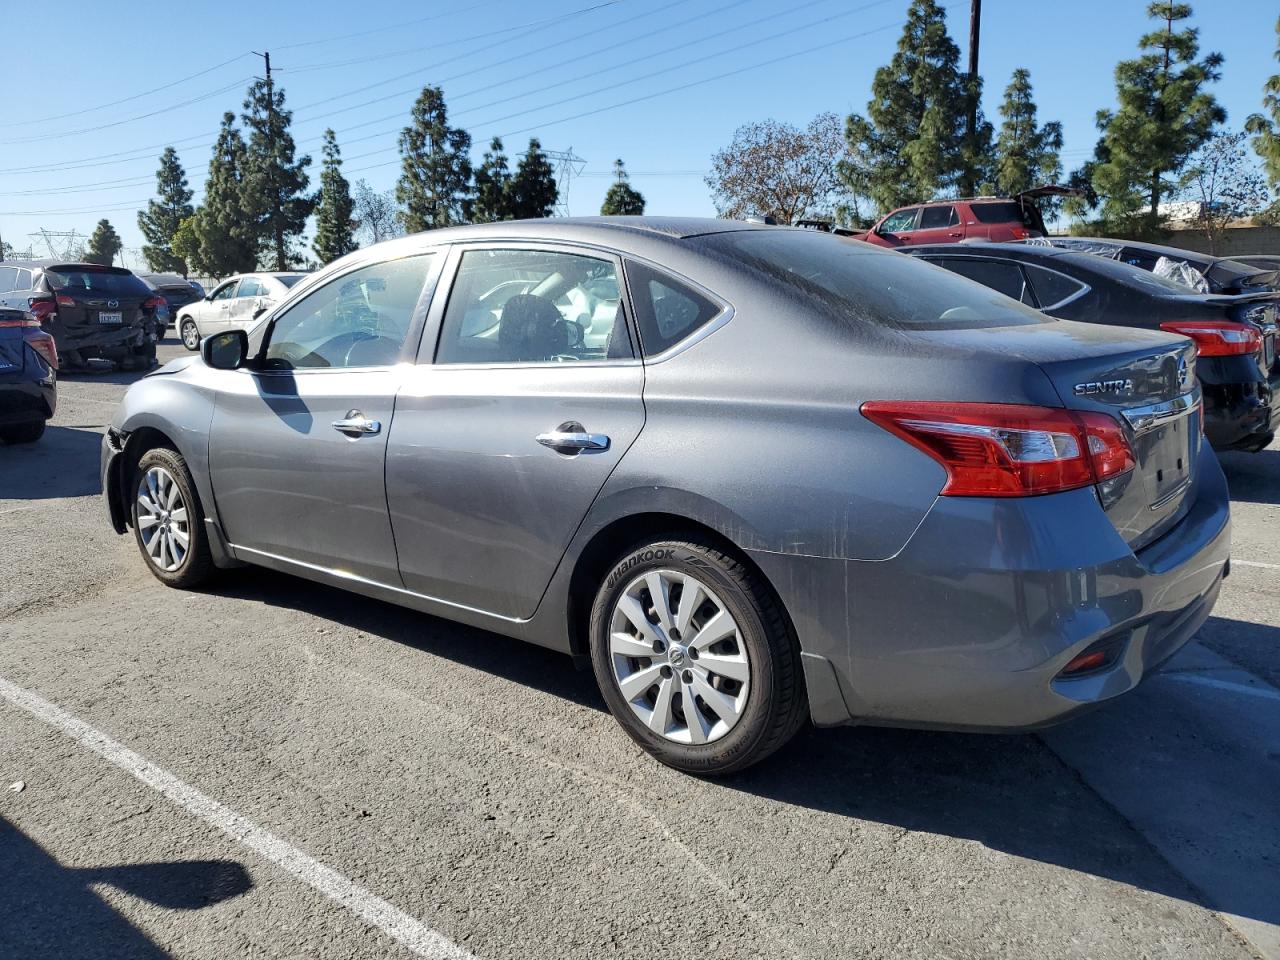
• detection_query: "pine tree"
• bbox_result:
[85,219,123,266]
[993,69,1064,196]
[841,0,979,211]
[137,147,194,274]
[312,129,357,263]
[192,112,257,277]
[242,77,313,270]
[1245,16,1280,221]
[1091,2,1224,234]
[507,138,558,219]
[396,86,473,232]
[600,159,645,215]
[472,137,513,223]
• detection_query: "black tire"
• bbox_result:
[589,536,806,775]
[130,447,215,589]
[0,420,46,444]
[133,341,158,367]
[180,318,200,351]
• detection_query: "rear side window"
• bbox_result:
[970,202,1025,225]
[46,269,150,296]
[933,257,1034,304]
[238,277,264,297]
[1023,264,1088,308]
[700,231,1045,330]
[625,261,722,356]
[918,206,957,229]
[0,267,16,292]
[16,269,32,290]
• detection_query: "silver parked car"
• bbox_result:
[102,218,1230,773]
[176,271,307,350]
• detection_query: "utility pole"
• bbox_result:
[253,50,283,270]
[967,0,982,143]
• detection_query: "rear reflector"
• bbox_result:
[861,401,1136,497]
[1159,320,1261,357]
[1061,649,1112,676]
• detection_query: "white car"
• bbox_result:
[176,272,307,350]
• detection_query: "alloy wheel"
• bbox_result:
[181,321,199,350]
[136,466,190,572]
[608,569,751,744]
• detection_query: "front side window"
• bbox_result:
[435,248,631,364]
[238,277,264,298]
[626,261,722,356]
[211,280,239,301]
[263,255,435,369]
[880,208,918,233]
[918,206,956,229]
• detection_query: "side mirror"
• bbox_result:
[252,305,268,320]
[200,329,249,370]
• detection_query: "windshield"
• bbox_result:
[46,268,150,296]
[697,230,1048,329]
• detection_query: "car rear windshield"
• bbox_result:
[699,230,1048,329]
[46,268,150,296]
[969,201,1029,225]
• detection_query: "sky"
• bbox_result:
[1,0,1277,264]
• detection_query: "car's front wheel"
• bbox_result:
[131,447,214,588]
[589,537,806,775]
[180,318,200,351]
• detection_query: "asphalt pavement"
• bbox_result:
[1,338,1277,960]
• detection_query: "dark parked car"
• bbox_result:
[139,272,204,332]
[0,261,164,370]
[103,219,1229,774]
[1027,237,1279,295]
[857,187,1083,247]
[907,241,1279,452]
[0,304,57,444]
[1232,254,1280,272]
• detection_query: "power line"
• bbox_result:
[274,0,512,51]
[2,53,253,128]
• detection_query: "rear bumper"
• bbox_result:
[48,321,148,359]
[750,443,1232,731]
[0,373,56,425]
[1201,364,1277,452]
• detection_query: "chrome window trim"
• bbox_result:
[1120,387,1200,436]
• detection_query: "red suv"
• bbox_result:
[857,187,1078,248]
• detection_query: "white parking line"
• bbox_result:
[0,674,475,960]
[1234,559,1279,570]
[1157,673,1280,703]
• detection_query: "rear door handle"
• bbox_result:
[333,411,381,436]
[536,430,609,451]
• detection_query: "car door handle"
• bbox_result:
[332,413,381,436]
[536,430,609,451]
[948,232,964,238]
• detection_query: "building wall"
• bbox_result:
[1159,226,1280,257]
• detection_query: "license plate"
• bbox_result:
[98,311,122,324]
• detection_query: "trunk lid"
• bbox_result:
[1027,327,1200,549]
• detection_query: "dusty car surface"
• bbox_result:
[102,218,1231,773]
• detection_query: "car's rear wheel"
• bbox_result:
[589,537,806,775]
[180,318,200,351]
[0,420,46,444]
[131,447,214,588]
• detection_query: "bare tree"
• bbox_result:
[353,179,402,245]
[1178,132,1270,255]
[706,113,851,225]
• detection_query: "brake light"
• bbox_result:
[1159,320,1261,357]
[861,401,1136,497]
[27,296,57,322]
[143,295,166,311]
[1009,226,1030,239]
[26,331,58,370]
[55,294,76,308]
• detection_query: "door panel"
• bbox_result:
[209,368,404,584]
[386,363,644,618]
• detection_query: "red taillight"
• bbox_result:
[26,331,58,370]
[55,294,76,308]
[1061,648,1113,676]
[1159,320,1261,357]
[1009,226,1030,239]
[861,401,1136,497]
[27,296,56,323]
[143,295,166,310]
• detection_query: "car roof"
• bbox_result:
[383,216,769,244]
[3,260,135,274]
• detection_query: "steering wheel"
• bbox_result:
[341,330,379,366]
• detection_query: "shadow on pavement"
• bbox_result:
[1196,614,1280,689]
[211,568,1260,929]
[0,817,251,959]
[0,426,103,500]
[1219,447,1280,505]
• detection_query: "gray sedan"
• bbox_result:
[102,218,1230,774]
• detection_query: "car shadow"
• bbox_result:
[209,567,1255,927]
[1218,447,1280,505]
[0,425,103,500]
[0,817,251,959]
[1195,614,1280,689]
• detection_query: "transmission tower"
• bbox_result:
[544,148,586,217]
[29,228,86,259]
